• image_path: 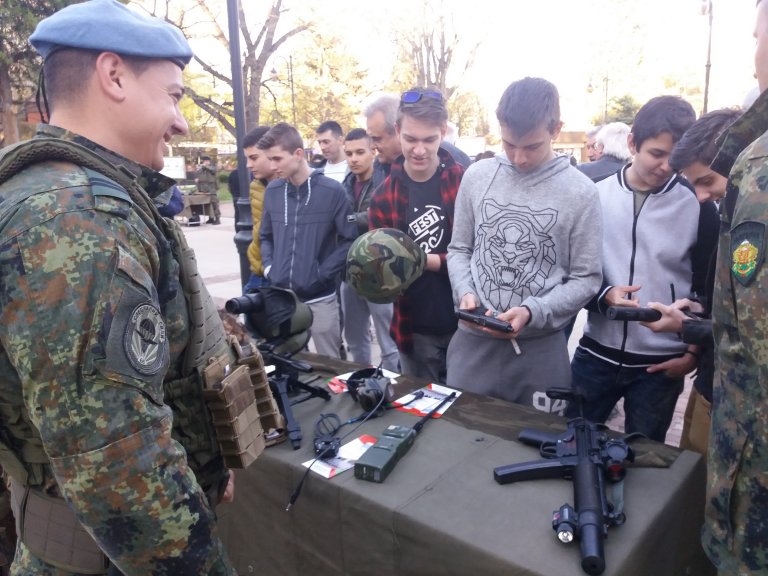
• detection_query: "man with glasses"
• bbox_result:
[364,94,472,175]
[368,88,464,383]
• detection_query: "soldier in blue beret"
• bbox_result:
[0,1,240,574]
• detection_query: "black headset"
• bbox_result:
[346,367,391,412]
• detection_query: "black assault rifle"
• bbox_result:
[493,388,634,576]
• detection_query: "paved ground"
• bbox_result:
[184,201,690,447]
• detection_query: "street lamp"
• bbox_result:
[587,76,610,123]
[270,55,297,127]
[701,0,713,114]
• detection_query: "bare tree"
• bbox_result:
[137,0,310,136]
[397,0,479,101]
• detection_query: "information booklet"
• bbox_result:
[393,383,461,417]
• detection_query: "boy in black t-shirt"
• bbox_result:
[368,88,465,383]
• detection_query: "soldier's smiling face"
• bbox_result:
[122,59,188,170]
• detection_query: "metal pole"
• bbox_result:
[703,0,713,114]
[603,77,609,124]
[289,55,297,127]
[227,0,252,290]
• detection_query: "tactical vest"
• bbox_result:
[0,138,243,573]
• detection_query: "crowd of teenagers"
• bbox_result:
[0,0,764,573]
[238,71,766,574]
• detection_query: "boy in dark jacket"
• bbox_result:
[259,123,357,358]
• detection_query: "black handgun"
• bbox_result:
[455,307,514,333]
[606,306,662,322]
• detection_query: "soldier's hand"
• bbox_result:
[221,471,235,504]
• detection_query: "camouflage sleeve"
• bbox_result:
[0,198,234,574]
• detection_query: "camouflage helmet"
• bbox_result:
[346,228,426,304]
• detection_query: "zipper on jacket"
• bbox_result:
[288,184,300,290]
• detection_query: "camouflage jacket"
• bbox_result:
[702,119,768,573]
[196,165,219,195]
[0,126,235,575]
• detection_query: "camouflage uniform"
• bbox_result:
[702,92,768,574]
[196,163,220,223]
[0,125,235,575]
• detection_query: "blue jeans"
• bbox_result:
[243,273,270,293]
[567,347,684,442]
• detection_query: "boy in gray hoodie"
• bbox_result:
[446,77,602,414]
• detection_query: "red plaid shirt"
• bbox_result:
[368,148,464,353]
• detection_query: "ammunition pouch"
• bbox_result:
[8,478,109,574]
[230,338,286,447]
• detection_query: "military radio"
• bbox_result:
[354,392,456,483]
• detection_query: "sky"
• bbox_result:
[136,0,759,134]
[294,0,757,130]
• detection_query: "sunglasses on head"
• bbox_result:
[400,90,443,104]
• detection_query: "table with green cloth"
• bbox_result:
[178,192,214,224]
[217,354,712,576]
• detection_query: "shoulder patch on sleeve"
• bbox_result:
[125,303,167,375]
[83,168,133,205]
[731,221,765,286]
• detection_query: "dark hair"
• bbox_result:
[396,87,448,128]
[496,77,560,137]
[344,127,370,142]
[44,49,154,112]
[316,120,343,137]
[669,108,741,172]
[243,126,271,149]
[631,96,696,151]
[257,122,303,152]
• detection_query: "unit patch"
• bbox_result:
[730,221,765,286]
[124,303,167,375]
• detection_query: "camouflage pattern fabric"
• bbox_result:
[0,126,235,575]
[196,165,218,195]
[345,227,426,304]
[702,123,768,574]
[710,88,768,179]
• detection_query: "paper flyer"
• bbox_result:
[393,383,461,417]
[302,434,378,478]
[326,369,400,394]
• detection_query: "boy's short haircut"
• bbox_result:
[344,128,371,143]
[496,77,560,137]
[669,108,741,172]
[316,120,343,137]
[257,122,303,152]
[396,87,448,128]
[243,126,271,149]
[630,96,696,151]
[45,48,152,112]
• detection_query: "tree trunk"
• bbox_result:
[0,60,20,146]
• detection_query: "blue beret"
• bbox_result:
[29,0,192,68]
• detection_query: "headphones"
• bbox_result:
[346,367,391,412]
